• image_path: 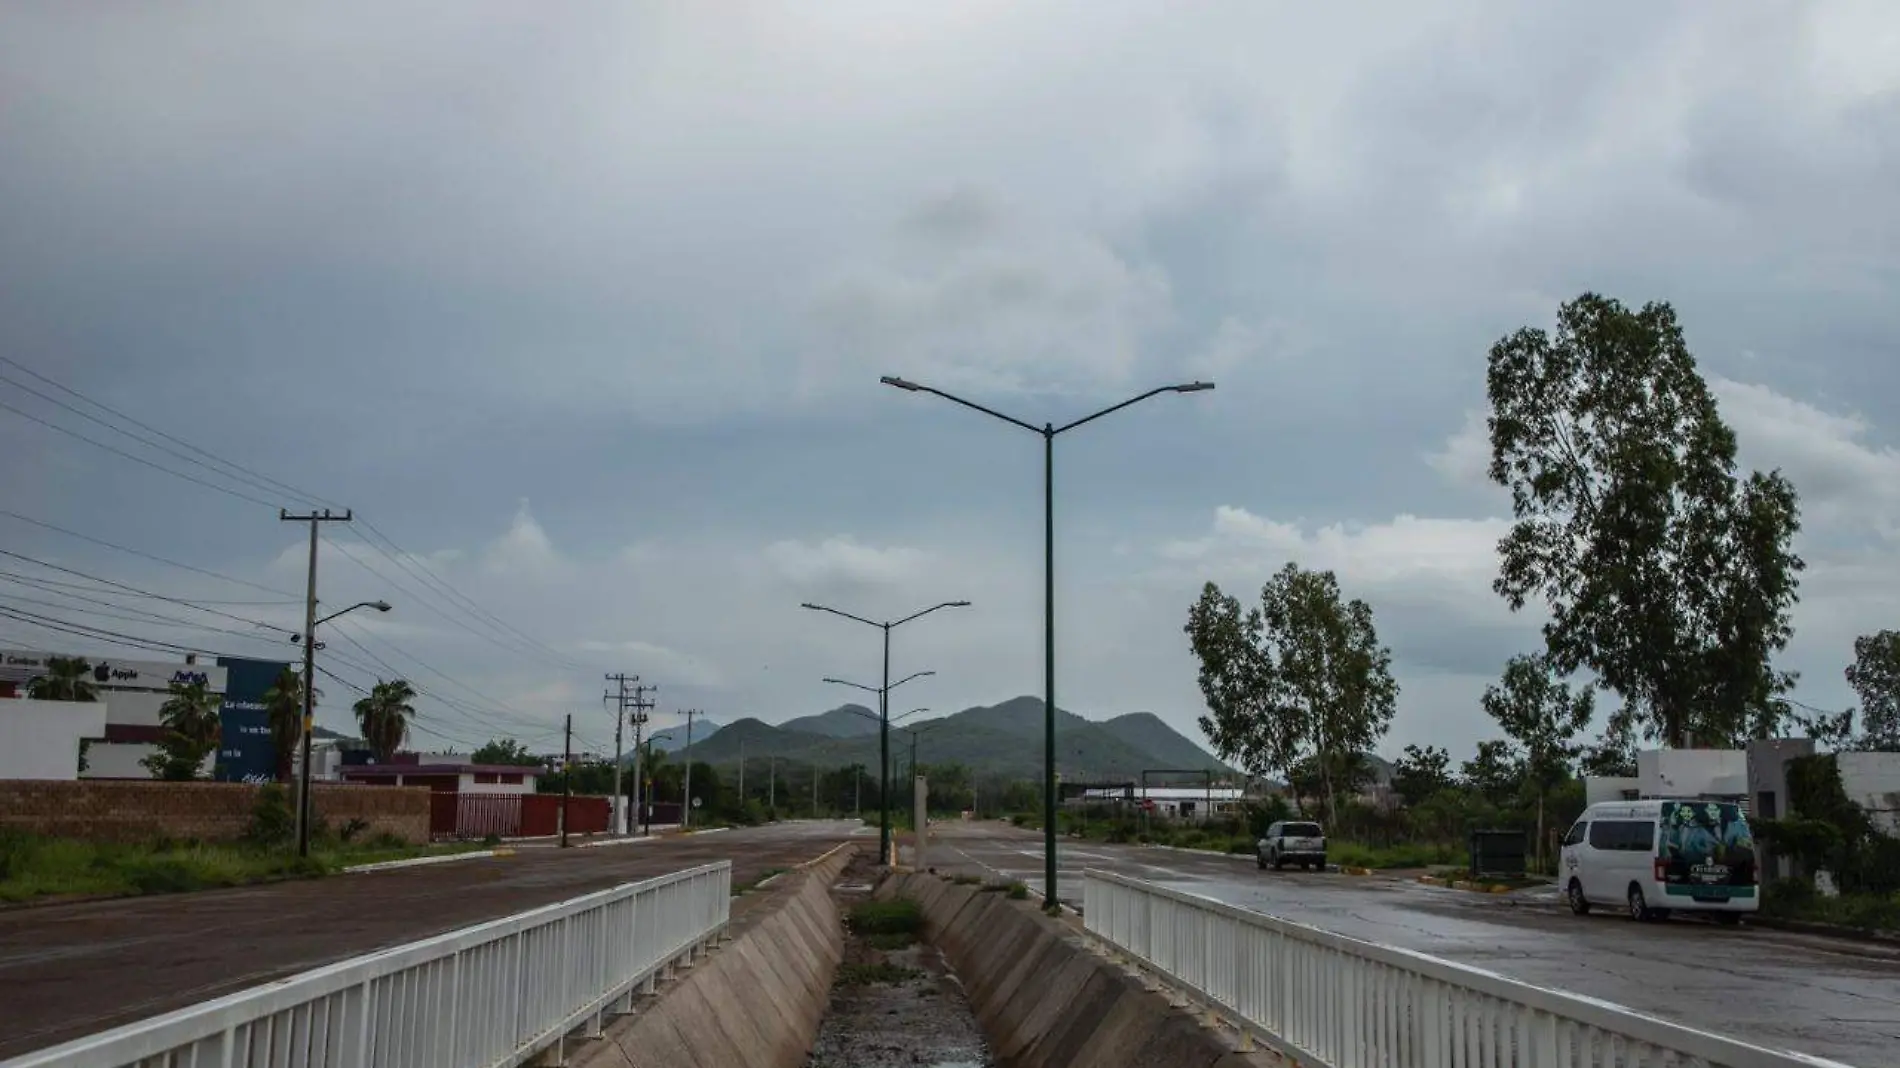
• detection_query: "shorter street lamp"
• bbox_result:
[824,671,934,856]
[290,599,392,858]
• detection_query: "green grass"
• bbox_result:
[1327,841,1463,870]
[864,931,916,951]
[733,867,787,894]
[0,831,478,905]
[1765,879,1900,931]
[845,898,924,937]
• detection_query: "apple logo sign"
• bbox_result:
[93,662,111,683]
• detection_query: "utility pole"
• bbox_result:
[604,673,642,835]
[855,764,862,818]
[560,713,573,848]
[812,760,819,817]
[739,739,746,802]
[680,708,699,829]
[281,508,352,859]
[768,755,776,811]
[628,684,654,835]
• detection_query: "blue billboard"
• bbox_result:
[216,656,290,783]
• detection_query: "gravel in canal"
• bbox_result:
[807,861,993,1068]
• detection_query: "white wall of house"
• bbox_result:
[0,697,106,779]
[461,772,536,795]
[1836,752,1900,834]
[1636,749,1748,798]
[1586,776,1641,804]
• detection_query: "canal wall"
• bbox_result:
[877,873,1280,1068]
[573,844,852,1068]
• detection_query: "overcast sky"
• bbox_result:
[2,2,1897,763]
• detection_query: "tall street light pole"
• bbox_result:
[803,600,968,864]
[880,375,1213,905]
[822,667,937,862]
[290,598,391,858]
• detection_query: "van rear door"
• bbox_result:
[1658,801,1758,904]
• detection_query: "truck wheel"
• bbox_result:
[1567,879,1591,916]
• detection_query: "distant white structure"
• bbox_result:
[0,697,107,780]
[1070,785,1247,822]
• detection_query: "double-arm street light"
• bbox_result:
[290,598,392,857]
[804,599,968,862]
[881,375,1213,905]
[820,661,941,862]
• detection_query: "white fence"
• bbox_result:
[4,862,732,1068]
[1083,870,1849,1068]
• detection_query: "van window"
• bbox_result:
[1562,822,1587,847]
[1588,819,1654,851]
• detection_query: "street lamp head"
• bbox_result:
[370,600,392,612]
[948,600,972,607]
[880,375,923,392]
[1171,381,1216,393]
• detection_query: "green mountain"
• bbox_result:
[673,697,1237,782]
[778,704,880,738]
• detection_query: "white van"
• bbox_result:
[1559,799,1759,923]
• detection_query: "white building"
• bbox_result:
[0,697,108,779]
[0,650,227,779]
[1071,785,1248,821]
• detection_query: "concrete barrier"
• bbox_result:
[879,874,1280,1068]
[571,845,854,1068]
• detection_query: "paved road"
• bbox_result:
[0,821,861,1059]
[931,821,1899,1067]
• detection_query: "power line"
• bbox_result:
[0,550,295,633]
[0,605,229,657]
[0,593,294,646]
[0,509,299,598]
[0,397,282,509]
[0,354,342,510]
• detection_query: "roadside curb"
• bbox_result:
[1417,874,1518,894]
[343,848,511,874]
[576,835,659,849]
[1747,915,1900,945]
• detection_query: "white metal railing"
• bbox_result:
[5,861,732,1068]
[1083,870,1851,1068]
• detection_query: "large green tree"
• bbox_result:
[472,738,545,766]
[1391,744,1453,807]
[26,656,98,702]
[1846,631,1900,752]
[354,679,416,761]
[141,679,222,780]
[1486,293,1803,748]
[262,667,318,783]
[1483,653,1594,863]
[1185,564,1398,821]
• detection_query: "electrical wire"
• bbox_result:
[0,509,300,598]
[0,550,295,633]
[0,397,282,509]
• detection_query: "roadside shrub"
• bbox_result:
[1006,881,1029,900]
[847,898,923,937]
[338,817,371,843]
[246,785,296,849]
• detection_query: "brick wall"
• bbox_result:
[0,780,430,845]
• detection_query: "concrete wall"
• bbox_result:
[575,845,853,1068]
[0,780,431,843]
[0,698,106,779]
[1837,752,1900,834]
[1637,749,1748,798]
[878,873,1277,1068]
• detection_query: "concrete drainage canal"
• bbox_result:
[574,846,1273,1067]
[806,855,994,1068]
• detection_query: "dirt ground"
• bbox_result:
[805,853,992,1068]
[0,821,859,1059]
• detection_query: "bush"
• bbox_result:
[847,898,923,936]
[338,818,371,843]
[246,785,296,849]
[1006,881,1029,900]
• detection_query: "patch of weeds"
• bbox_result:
[951,873,983,886]
[837,962,921,986]
[846,897,923,936]
[864,931,916,951]
[734,867,788,894]
[1006,881,1030,900]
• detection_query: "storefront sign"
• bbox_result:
[214,657,290,783]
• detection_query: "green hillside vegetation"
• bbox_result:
[675,697,1236,782]
[777,703,880,738]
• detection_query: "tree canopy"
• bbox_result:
[262,667,316,783]
[141,679,221,780]
[354,679,416,761]
[26,656,98,702]
[1846,631,1900,752]
[472,738,545,766]
[1185,563,1397,820]
[1485,293,1803,748]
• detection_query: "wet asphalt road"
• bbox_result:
[930,821,1899,1067]
[0,821,862,1060]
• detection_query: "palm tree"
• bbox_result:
[26,656,98,702]
[263,667,320,783]
[354,678,416,762]
[142,679,222,780]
